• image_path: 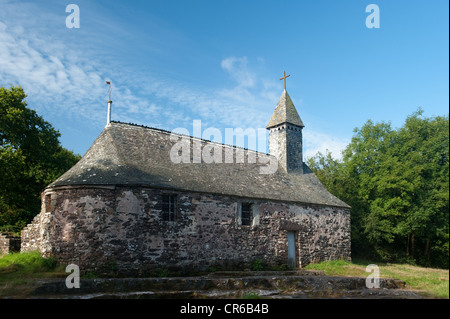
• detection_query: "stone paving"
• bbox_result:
[18,270,421,299]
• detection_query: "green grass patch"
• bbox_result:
[0,251,58,274]
[305,259,449,299]
[379,263,449,299]
[242,292,262,299]
[0,251,66,297]
[304,259,362,276]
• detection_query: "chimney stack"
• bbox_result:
[106,81,112,126]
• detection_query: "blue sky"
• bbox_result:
[0,0,448,159]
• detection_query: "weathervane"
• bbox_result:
[280,70,290,91]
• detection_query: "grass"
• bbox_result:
[305,259,449,299]
[0,251,66,297]
[242,292,262,299]
[0,251,58,273]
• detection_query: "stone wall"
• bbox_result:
[21,192,54,254]
[0,232,21,255]
[21,186,351,276]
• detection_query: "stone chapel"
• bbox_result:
[21,83,351,276]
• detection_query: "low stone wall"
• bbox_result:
[21,185,351,276]
[26,271,418,299]
[0,232,21,254]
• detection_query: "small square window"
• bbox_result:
[162,194,177,221]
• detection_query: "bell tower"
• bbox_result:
[266,71,304,174]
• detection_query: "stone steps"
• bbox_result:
[25,270,421,299]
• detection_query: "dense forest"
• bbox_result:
[308,110,449,269]
[0,86,81,234]
[1,85,448,269]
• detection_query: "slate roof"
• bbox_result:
[266,90,304,129]
[49,122,350,208]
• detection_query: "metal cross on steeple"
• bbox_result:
[280,70,290,91]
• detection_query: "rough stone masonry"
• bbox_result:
[21,88,351,276]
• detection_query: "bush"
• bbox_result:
[252,259,264,271]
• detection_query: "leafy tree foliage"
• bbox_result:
[308,109,449,268]
[0,86,81,234]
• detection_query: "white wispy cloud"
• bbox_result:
[303,130,350,161]
[0,1,349,159]
[220,56,256,88]
[0,20,103,119]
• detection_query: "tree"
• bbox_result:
[308,109,449,268]
[395,110,449,267]
[0,85,81,233]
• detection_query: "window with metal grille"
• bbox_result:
[241,203,253,226]
[162,194,177,221]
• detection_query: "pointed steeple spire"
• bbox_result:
[266,73,305,175]
[266,90,304,129]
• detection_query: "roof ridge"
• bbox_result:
[109,120,271,155]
